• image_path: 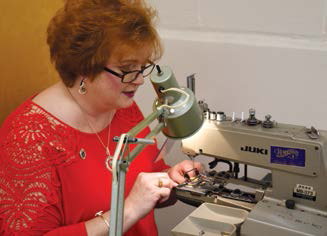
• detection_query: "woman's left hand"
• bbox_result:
[166,160,203,184]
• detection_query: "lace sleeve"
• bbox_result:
[0,104,83,235]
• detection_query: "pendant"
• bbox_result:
[105,155,113,171]
[79,148,86,160]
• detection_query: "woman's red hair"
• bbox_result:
[47,0,162,87]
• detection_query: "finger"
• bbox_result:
[185,169,200,178]
[151,172,170,179]
[184,162,204,178]
[156,177,177,189]
[181,160,195,170]
[157,187,171,203]
[168,171,186,184]
[183,160,203,170]
[194,162,204,170]
[139,172,169,186]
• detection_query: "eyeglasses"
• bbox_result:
[103,63,156,83]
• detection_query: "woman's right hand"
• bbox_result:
[124,172,177,221]
[85,172,177,235]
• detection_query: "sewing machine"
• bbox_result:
[172,105,327,236]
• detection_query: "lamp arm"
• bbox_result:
[109,108,166,236]
[126,122,165,164]
[111,133,128,183]
[127,108,164,137]
[109,66,203,235]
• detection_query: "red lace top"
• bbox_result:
[0,97,169,235]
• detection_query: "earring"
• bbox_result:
[79,78,87,95]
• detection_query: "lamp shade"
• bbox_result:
[150,66,203,139]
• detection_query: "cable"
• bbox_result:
[156,88,190,110]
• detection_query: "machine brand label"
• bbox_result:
[240,146,268,155]
[271,146,305,167]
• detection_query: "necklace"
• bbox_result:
[84,117,112,159]
[67,88,115,160]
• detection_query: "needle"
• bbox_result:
[153,138,175,162]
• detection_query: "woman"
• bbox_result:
[0,0,201,235]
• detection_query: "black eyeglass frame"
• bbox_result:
[103,63,155,83]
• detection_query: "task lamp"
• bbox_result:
[108,65,203,236]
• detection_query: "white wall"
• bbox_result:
[135,1,327,235]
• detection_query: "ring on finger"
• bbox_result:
[158,178,163,188]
